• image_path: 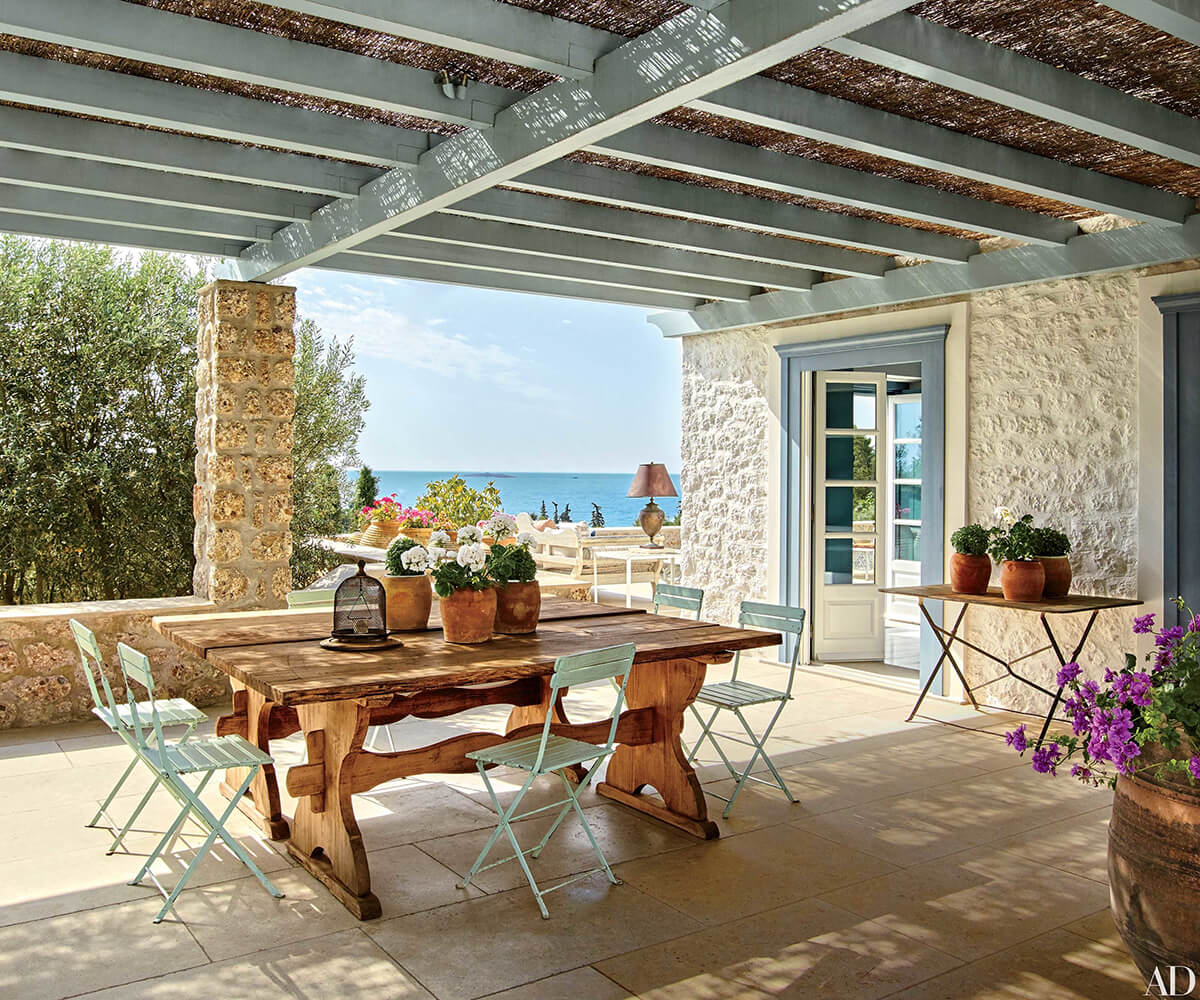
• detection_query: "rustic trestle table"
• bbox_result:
[880,584,1142,746]
[153,596,780,919]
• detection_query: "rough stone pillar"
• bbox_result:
[193,280,296,608]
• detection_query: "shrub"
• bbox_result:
[1033,526,1072,557]
[416,475,502,530]
[989,514,1038,563]
[951,523,990,556]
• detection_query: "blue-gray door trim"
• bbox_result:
[777,325,948,684]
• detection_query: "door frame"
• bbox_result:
[777,326,947,686]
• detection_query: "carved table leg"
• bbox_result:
[287,699,381,920]
[217,680,293,840]
[597,657,719,840]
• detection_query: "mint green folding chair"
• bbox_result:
[687,601,806,818]
[652,582,705,620]
[458,642,637,919]
[114,642,284,923]
[69,619,208,854]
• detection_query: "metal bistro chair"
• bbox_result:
[458,643,637,919]
[114,642,285,923]
[652,582,705,620]
[69,619,208,854]
[286,587,396,752]
[687,601,807,818]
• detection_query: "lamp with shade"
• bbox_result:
[627,462,678,548]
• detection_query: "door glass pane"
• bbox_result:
[895,524,921,561]
[894,442,921,480]
[895,484,922,522]
[826,382,877,430]
[826,487,876,533]
[826,435,876,481]
[853,538,876,584]
[824,537,853,585]
[895,400,922,440]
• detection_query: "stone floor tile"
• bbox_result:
[479,967,632,1000]
[366,881,700,1000]
[596,897,961,1000]
[614,824,897,926]
[352,781,501,851]
[1062,908,1124,950]
[0,759,156,814]
[367,843,485,917]
[0,739,72,777]
[433,766,605,815]
[819,843,1111,962]
[993,805,1111,884]
[0,845,157,928]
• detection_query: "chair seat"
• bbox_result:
[93,698,207,730]
[468,733,613,773]
[696,680,787,708]
[160,734,273,774]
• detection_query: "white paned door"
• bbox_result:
[885,393,923,626]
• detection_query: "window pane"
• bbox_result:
[895,442,922,480]
[895,484,922,522]
[895,400,922,440]
[826,487,876,533]
[826,434,876,481]
[853,539,876,584]
[895,524,921,561]
[824,537,853,585]
[826,382,877,430]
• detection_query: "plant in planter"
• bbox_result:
[987,511,1044,602]
[416,475,503,532]
[359,495,405,547]
[1032,526,1073,599]
[480,511,518,547]
[949,523,991,595]
[489,531,540,634]
[381,537,433,631]
[431,537,496,644]
[1005,599,1200,979]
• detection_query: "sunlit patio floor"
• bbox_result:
[0,659,1138,1000]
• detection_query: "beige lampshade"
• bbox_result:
[627,463,678,499]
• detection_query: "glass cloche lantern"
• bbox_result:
[330,561,388,643]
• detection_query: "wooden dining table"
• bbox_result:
[153,596,781,920]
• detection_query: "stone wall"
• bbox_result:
[193,280,296,609]
[0,597,224,730]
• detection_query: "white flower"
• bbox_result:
[456,525,483,545]
[399,545,430,574]
[429,529,452,548]
[456,541,488,573]
[426,545,447,565]
[994,506,1015,526]
[516,531,535,549]
[484,512,517,540]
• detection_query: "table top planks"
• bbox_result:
[154,597,782,706]
[879,584,1142,615]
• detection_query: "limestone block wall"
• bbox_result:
[0,597,224,729]
[193,280,296,608]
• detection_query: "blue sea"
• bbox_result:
[368,470,681,528]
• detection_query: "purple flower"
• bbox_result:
[1190,757,1200,783]
[1056,662,1082,687]
[1031,743,1062,775]
[1070,764,1092,781]
[1133,613,1156,634]
[1190,615,1200,633]
[1005,725,1028,754]
[1156,626,1185,648]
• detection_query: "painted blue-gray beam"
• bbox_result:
[0,50,426,167]
[0,211,246,258]
[510,161,972,265]
[694,77,1193,226]
[0,0,518,129]
[1101,0,1200,46]
[830,14,1200,167]
[653,217,1200,334]
[234,0,922,281]
[592,124,1079,245]
[389,214,812,291]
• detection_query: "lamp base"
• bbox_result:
[637,500,666,548]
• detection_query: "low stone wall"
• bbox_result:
[0,597,225,730]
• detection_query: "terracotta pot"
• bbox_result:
[949,553,991,595]
[381,574,432,631]
[999,560,1045,602]
[1109,769,1200,981]
[494,581,541,634]
[397,526,444,546]
[439,587,497,644]
[1038,555,1072,599]
[372,518,402,546]
[358,522,387,548]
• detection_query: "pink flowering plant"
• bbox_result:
[358,494,442,528]
[1006,596,1200,787]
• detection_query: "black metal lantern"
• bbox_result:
[330,561,387,643]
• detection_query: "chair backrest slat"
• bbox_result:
[535,643,636,771]
[116,642,165,754]
[69,618,117,716]
[734,600,806,692]
[653,583,704,619]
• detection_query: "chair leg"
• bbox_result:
[689,704,741,782]
[107,773,170,854]
[722,703,796,818]
[561,770,619,887]
[458,764,536,890]
[87,755,140,828]
[129,770,215,888]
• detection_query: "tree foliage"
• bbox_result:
[352,465,379,519]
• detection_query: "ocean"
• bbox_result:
[367,470,682,528]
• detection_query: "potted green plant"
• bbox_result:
[382,537,433,631]
[987,509,1044,602]
[1004,600,1200,981]
[949,523,991,595]
[489,528,540,634]
[416,475,503,532]
[431,526,496,643]
[1032,526,1073,599]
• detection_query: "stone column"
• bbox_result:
[193,280,296,609]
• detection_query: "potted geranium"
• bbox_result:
[382,537,433,631]
[949,523,991,595]
[1004,599,1200,980]
[395,506,444,546]
[431,525,496,643]
[1032,526,1073,598]
[489,528,540,634]
[359,495,405,547]
[988,509,1044,602]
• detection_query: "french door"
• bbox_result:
[812,372,886,661]
[885,393,923,626]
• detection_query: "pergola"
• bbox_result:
[1,0,1197,337]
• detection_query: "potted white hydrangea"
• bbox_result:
[430,527,497,643]
[382,537,434,631]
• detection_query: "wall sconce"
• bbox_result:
[436,69,470,101]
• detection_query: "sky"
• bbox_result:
[290,268,683,474]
